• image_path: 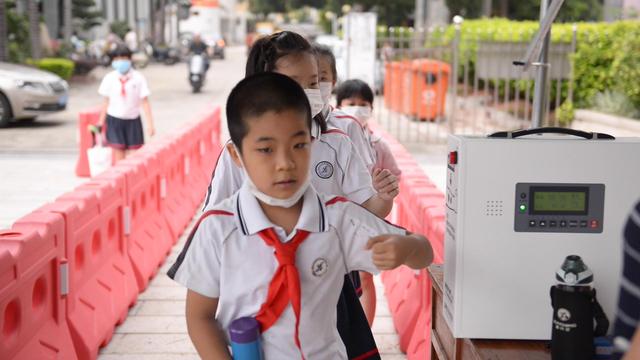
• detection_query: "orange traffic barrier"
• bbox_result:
[154,135,200,239]
[0,212,77,360]
[405,285,432,360]
[391,269,428,352]
[107,153,174,291]
[38,176,138,360]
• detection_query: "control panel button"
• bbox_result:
[520,192,527,199]
[539,220,547,227]
[549,220,557,227]
[529,220,536,227]
[580,220,588,228]
[519,204,527,213]
[590,220,599,228]
[569,220,578,228]
[560,220,567,227]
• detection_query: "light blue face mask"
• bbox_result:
[112,59,131,74]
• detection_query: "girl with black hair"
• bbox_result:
[202,30,399,360]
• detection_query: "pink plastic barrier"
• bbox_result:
[370,122,445,360]
[1,106,223,360]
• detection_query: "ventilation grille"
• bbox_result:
[485,200,504,217]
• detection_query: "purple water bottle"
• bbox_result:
[229,317,263,360]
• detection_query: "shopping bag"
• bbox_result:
[87,125,111,177]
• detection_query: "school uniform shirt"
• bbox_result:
[203,128,377,211]
[169,183,406,359]
[324,106,376,171]
[98,69,150,119]
[370,132,402,177]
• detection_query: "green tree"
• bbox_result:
[507,0,603,22]
[446,0,483,18]
[6,0,30,62]
[27,0,40,59]
[73,0,102,30]
[249,0,286,15]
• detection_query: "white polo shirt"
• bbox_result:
[324,107,375,171]
[98,69,150,119]
[170,183,406,359]
[203,129,376,210]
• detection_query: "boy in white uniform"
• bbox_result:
[169,72,433,359]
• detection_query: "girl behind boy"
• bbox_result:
[201,30,396,359]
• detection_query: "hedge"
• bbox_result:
[27,58,75,80]
[379,19,640,112]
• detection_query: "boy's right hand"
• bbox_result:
[366,234,415,270]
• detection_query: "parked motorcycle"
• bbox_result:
[188,54,207,93]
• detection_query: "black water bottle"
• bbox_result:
[550,255,609,360]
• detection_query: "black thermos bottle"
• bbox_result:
[550,255,609,360]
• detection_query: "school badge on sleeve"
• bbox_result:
[315,161,334,179]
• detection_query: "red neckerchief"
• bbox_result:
[119,74,131,97]
[255,227,310,359]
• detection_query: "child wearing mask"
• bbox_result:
[337,79,402,178]
[201,30,398,359]
[169,72,434,359]
[97,45,155,161]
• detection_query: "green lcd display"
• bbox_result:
[532,190,587,214]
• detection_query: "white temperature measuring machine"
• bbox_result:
[444,128,640,340]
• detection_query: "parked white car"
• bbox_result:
[0,62,69,127]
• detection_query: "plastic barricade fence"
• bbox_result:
[371,122,445,360]
[37,173,138,360]
[0,212,77,360]
[147,135,195,239]
[103,153,174,291]
[178,123,212,207]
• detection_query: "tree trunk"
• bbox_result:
[499,0,508,17]
[27,0,42,59]
[0,0,7,61]
[63,0,72,41]
[158,0,165,45]
[483,0,493,17]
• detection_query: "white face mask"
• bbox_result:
[341,106,372,125]
[319,82,333,106]
[304,88,324,118]
[233,145,311,208]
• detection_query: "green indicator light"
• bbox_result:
[519,204,527,212]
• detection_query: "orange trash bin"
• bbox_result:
[390,62,403,113]
[401,61,416,116]
[383,62,392,108]
[411,59,450,121]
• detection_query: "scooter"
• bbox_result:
[189,54,207,93]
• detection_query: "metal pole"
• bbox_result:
[63,0,72,42]
[531,0,551,128]
[450,16,462,134]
